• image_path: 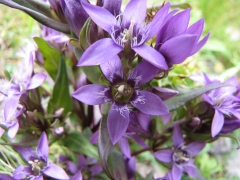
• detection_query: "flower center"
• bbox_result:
[120,18,136,45]
[112,82,134,103]
[28,159,46,175]
[172,150,191,165]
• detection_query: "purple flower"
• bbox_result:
[13,132,69,180]
[202,73,240,137]
[72,57,169,144]
[77,0,170,69]
[156,7,210,68]
[154,126,205,180]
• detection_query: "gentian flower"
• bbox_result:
[202,73,240,137]
[13,132,69,180]
[154,126,206,180]
[72,57,169,144]
[77,0,170,69]
[156,7,210,68]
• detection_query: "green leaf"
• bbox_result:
[98,116,114,179]
[47,56,72,116]
[165,83,232,111]
[34,37,60,80]
[82,66,101,84]
[79,18,92,51]
[0,0,70,33]
[108,150,128,180]
[61,131,98,159]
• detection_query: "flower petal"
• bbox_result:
[7,122,19,139]
[70,171,82,180]
[160,34,198,66]
[0,174,13,180]
[161,113,172,125]
[90,164,102,176]
[172,164,183,180]
[185,142,206,157]
[184,162,197,178]
[100,55,122,83]
[145,2,170,41]
[103,0,122,15]
[78,155,88,170]
[122,0,147,25]
[66,161,78,174]
[13,166,33,179]
[132,90,169,115]
[72,84,109,105]
[173,125,184,149]
[186,19,204,40]
[128,60,160,87]
[37,132,49,162]
[160,8,190,43]
[119,137,131,158]
[60,0,88,36]
[152,87,179,101]
[132,45,167,70]
[13,146,37,162]
[154,149,173,163]
[77,38,122,66]
[27,73,47,90]
[221,119,240,134]
[82,0,115,33]
[4,93,21,121]
[211,110,224,137]
[108,104,130,144]
[43,163,69,179]
[189,33,210,56]
[90,130,99,144]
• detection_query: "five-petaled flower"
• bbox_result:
[72,57,169,144]
[154,125,206,180]
[13,132,69,180]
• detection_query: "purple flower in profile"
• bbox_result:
[77,0,170,69]
[72,57,169,144]
[156,7,210,68]
[202,73,240,137]
[13,132,69,180]
[154,126,205,180]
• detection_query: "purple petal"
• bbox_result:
[221,119,240,133]
[173,125,184,149]
[126,157,136,179]
[14,146,37,162]
[152,87,179,101]
[0,174,13,180]
[145,2,170,41]
[77,38,122,66]
[160,34,198,66]
[189,33,210,56]
[90,164,102,175]
[7,122,19,139]
[60,0,88,36]
[107,104,130,144]
[132,45,168,70]
[161,113,172,124]
[161,8,190,42]
[186,19,204,40]
[82,0,115,33]
[70,171,82,180]
[4,94,21,121]
[132,90,169,115]
[78,155,87,170]
[185,142,206,157]
[122,0,146,25]
[72,84,109,105]
[128,60,160,87]
[27,73,47,90]
[211,110,224,137]
[172,164,183,180]
[103,0,122,15]
[184,162,197,178]
[37,132,49,162]
[66,161,78,174]
[43,163,69,179]
[131,134,148,148]
[119,137,131,158]
[90,130,99,144]
[13,166,33,179]
[154,149,173,163]
[33,175,43,180]
[202,94,213,105]
[0,127,5,138]
[136,112,152,132]
[100,55,122,83]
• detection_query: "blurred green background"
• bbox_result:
[0,0,240,179]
